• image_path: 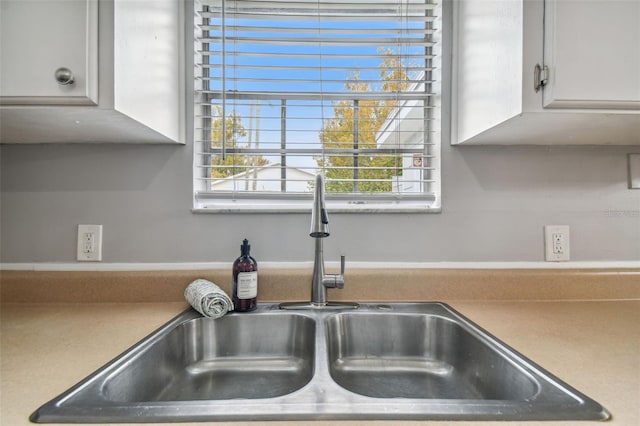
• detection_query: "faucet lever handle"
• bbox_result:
[323,255,346,289]
[333,255,346,289]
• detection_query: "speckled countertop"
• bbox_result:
[1,269,639,425]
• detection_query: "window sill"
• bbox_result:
[193,198,441,214]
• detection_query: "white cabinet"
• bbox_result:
[0,0,98,105]
[0,0,185,144]
[543,0,640,109]
[452,0,640,145]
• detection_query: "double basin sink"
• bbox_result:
[31,302,609,422]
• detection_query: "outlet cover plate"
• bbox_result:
[544,225,570,262]
[77,224,103,262]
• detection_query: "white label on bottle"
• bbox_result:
[237,271,258,299]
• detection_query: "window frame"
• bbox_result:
[192,0,443,213]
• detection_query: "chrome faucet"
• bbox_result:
[309,174,345,305]
[280,174,358,310]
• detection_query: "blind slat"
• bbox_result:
[200,0,437,10]
[199,64,436,73]
[202,37,435,47]
[200,77,434,86]
[199,50,435,59]
[200,91,433,101]
[199,148,429,155]
[200,25,433,35]
[200,11,436,21]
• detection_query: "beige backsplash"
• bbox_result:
[1,268,638,303]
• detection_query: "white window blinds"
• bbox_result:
[194,0,440,211]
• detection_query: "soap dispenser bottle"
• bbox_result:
[232,239,258,312]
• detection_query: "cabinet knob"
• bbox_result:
[54,67,75,85]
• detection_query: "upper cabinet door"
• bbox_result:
[0,0,98,105]
[543,0,640,109]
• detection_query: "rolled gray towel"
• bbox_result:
[184,279,234,318]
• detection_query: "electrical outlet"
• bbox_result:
[77,225,103,261]
[544,225,570,262]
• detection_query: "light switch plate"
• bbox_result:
[628,154,640,189]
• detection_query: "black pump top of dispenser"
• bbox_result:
[241,239,251,256]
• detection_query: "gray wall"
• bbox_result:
[2,141,638,263]
[2,0,638,265]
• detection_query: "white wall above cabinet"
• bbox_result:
[0,0,185,144]
[452,0,640,145]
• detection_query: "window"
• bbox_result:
[193,0,441,212]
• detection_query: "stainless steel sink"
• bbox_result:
[326,312,538,400]
[103,314,315,401]
[31,303,610,423]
